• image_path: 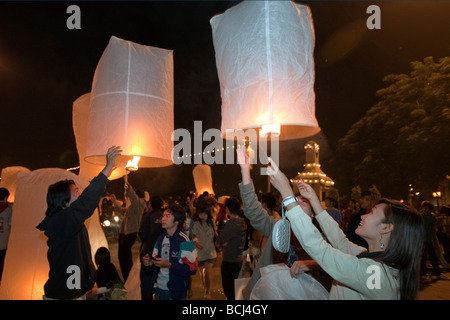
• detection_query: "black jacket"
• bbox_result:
[96,262,122,288]
[36,173,109,299]
[139,208,164,259]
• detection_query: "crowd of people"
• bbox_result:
[93,145,449,300]
[0,145,449,300]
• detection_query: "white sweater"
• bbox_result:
[286,205,400,300]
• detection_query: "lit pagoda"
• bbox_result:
[291,141,335,201]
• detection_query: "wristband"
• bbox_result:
[282,195,297,207]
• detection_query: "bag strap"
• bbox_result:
[281,205,286,220]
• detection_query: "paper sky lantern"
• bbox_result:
[85,36,174,168]
[0,166,30,203]
[210,1,320,140]
[192,164,215,195]
[73,93,126,181]
[250,264,328,299]
[0,168,108,300]
[124,257,142,300]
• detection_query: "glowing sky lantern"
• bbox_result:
[125,156,141,171]
[0,168,107,300]
[73,93,126,181]
[192,164,215,195]
[85,36,174,169]
[210,1,320,140]
[0,166,30,203]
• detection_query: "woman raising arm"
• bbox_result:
[266,158,423,300]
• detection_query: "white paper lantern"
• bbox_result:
[250,264,328,300]
[0,166,30,203]
[73,93,126,180]
[192,164,215,195]
[85,36,174,168]
[210,1,320,140]
[0,168,107,300]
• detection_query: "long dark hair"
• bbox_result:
[95,246,112,267]
[45,179,75,216]
[196,206,215,230]
[376,199,424,300]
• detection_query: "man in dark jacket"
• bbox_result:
[142,204,197,300]
[139,195,164,300]
[36,146,121,299]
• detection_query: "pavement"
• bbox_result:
[106,234,450,300]
[418,267,450,300]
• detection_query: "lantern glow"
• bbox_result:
[259,123,281,138]
[211,1,320,140]
[0,169,107,300]
[125,156,141,172]
[192,165,215,195]
[73,93,126,181]
[0,166,31,203]
[85,36,174,168]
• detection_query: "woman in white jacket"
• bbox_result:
[266,158,423,300]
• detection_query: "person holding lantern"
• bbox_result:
[110,179,146,282]
[265,157,424,299]
[37,146,122,300]
[236,146,328,300]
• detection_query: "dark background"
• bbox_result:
[1,1,449,198]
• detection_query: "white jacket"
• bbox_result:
[286,205,400,300]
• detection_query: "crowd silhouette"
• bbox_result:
[1,146,449,300]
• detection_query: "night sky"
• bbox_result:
[1,1,449,198]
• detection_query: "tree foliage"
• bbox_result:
[332,56,450,199]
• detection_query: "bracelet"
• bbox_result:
[282,195,297,207]
[283,195,295,201]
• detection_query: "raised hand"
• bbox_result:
[236,145,250,169]
[294,180,323,216]
[102,145,122,177]
[265,157,293,199]
[236,145,252,185]
[293,180,317,202]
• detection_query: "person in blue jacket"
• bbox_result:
[142,203,198,300]
[36,146,121,300]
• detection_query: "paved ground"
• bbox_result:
[418,268,450,300]
[106,235,450,300]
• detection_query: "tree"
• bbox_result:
[326,187,340,206]
[332,56,450,199]
[369,185,381,203]
[351,185,362,201]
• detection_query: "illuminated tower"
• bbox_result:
[291,141,335,201]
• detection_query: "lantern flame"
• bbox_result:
[260,124,281,138]
[125,156,141,171]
